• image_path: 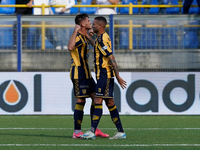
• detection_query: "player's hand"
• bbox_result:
[61,7,67,13]
[116,75,127,89]
[74,24,81,32]
[88,29,94,36]
[27,1,33,8]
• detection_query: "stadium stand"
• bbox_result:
[120,0,139,14]
[140,0,159,14]
[26,22,56,49]
[70,0,79,14]
[180,20,199,49]
[181,0,200,14]
[160,20,179,49]
[119,20,138,49]
[166,0,180,14]
[138,20,159,49]
[80,0,96,14]
[0,21,13,49]
[0,0,15,49]
[0,0,15,14]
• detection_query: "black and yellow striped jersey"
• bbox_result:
[70,32,92,80]
[93,32,115,80]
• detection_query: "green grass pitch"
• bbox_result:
[0,115,200,150]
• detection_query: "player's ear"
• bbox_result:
[81,21,86,27]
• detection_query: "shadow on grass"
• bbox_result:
[0,132,72,139]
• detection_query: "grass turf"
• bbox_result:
[0,115,200,150]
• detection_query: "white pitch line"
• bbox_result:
[0,128,200,130]
[0,144,200,147]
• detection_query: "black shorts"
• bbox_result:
[95,76,114,99]
[71,77,96,98]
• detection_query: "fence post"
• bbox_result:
[17,14,21,72]
[109,14,114,53]
[41,3,45,50]
[129,3,133,50]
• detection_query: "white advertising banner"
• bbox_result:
[0,72,199,115]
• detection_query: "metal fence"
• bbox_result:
[0,14,199,72]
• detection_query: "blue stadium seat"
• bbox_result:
[140,0,159,14]
[138,20,159,49]
[180,31,199,49]
[166,0,179,14]
[26,22,54,49]
[180,20,200,49]
[119,20,138,49]
[160,28,178,49]
[119,28,137,49]
[0,0,15,14]
[80,0,97,14]
[37,36,54,49]
[160,20,179,49]
[0,21,14,49]
[138,27,158,49]
[181,0,200,14]
[70,0,79,14]
[120,0,139,14]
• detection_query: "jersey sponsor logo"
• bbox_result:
[80,85,89,88]
[96,93,103,96]
[101,46,107,51]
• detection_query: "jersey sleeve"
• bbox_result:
[98,34,113,57]
[75,35,83,48]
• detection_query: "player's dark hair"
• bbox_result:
[75,13,89,25]
[94,16,107,27]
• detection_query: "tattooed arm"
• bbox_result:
[109,55,127,89]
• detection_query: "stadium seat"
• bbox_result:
[160,20,179,49]
[119,28,137,49]
[160,28,179,49]
[166,0,179,14]
[180,20,200,49]
[180,31,199,49]
[138,27,158,49]
[0,0,15,14]
[26,22,54,49]
[181,0,200,14]
[138,20,159,49]
[80,0,97,14]
[120,0,139,14]
[140,0,159,14]
[0,21,14,49]
[119,20,138,49]
[70,0,78,14]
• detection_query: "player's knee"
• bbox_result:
[105,99,115,107]
[76,98,86,104]
[94,97,103,104]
